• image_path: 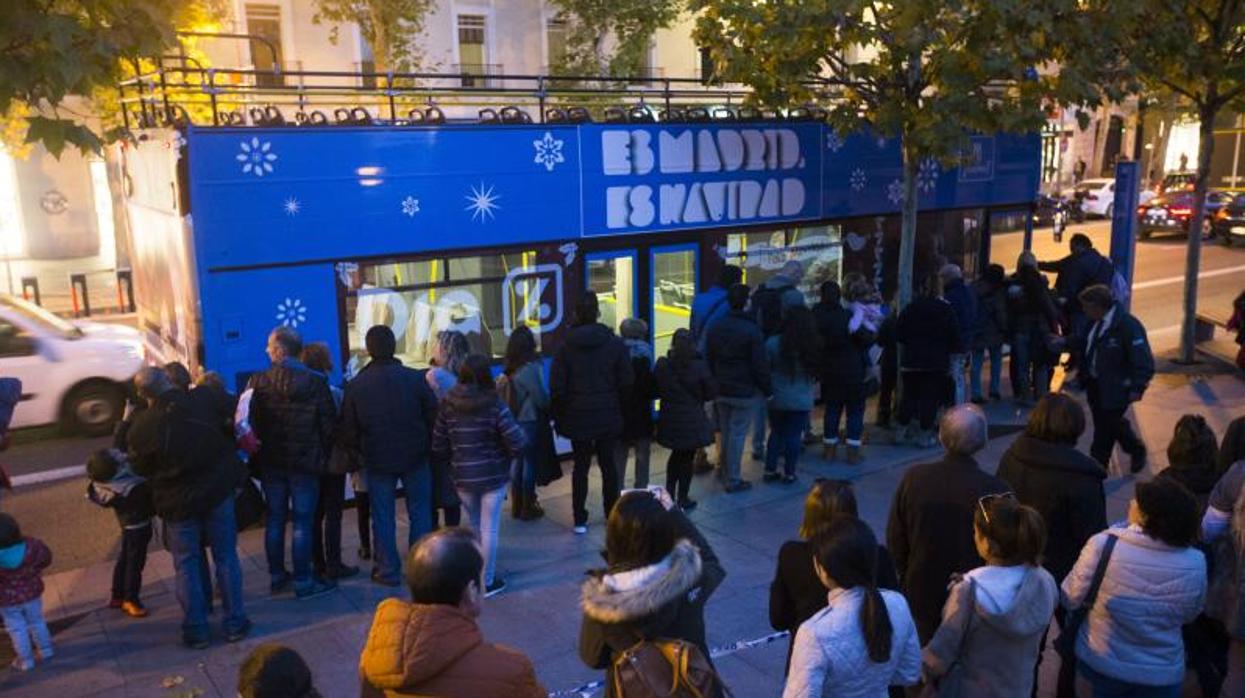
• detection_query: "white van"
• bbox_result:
[0,294,143,435]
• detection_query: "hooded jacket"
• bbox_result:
[358,599,545,698]
[922,564,1058,697]
[550,323,634,441]
[339,357,438,475]
[0,536,51,608]
[430,384,525,494]
[248,358,338,474]
[998,434,1108,583]
[87,468,155,529]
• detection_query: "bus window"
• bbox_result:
[586,252,636,334]
[651,245,696,358]
[725,225,842,305]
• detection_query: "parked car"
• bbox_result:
[0,294,143,435]
[1137,190,1233,240]
[1075,178,1116,218]
[1212,193,1245,246]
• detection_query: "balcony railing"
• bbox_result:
[452,63,504,88]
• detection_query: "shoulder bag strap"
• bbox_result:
[1081,534,1120,613]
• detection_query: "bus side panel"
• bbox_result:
[200,264,342,391]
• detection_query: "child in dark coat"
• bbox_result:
[0,513,53,671]
[87,448,155,617]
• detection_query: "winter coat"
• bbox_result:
[886,453,1010,643]
[755,273,807,336]
[506,360,549,423]
[923,565,1058,697]
[127,389,244,522]
[690,285,731,356]
[248,358,337,474]
[358,599,545,698]
[87,470,155,529]
[1062,526,1206,686]
[620,338,656,441]
[654,356,716,451]
[338,358,438,475]
[942,278,979,350]
[997,434,1108,583]
[1079,305,1155,411]
[705,310,772,399]
[770,538,900,672]
[814,301,873,403]
[970,280,1008,349]
[896,296,962,373]
[782,587,922,698]
[1038,247,1113,312]
[766,335,815,411]
[0,537,51,608]
[550,323,634,441]
[1005,268,1059,337]
[431,385,525,495]
[580,528,726,698]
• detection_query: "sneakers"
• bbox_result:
[572,524,589,535]
[295,578,337,601]
[10,658,34,672]
[484,578,507,598]
[120,601,148,618]
[724,479,753,493]
[762,471,782,483]
[225,619,252,643]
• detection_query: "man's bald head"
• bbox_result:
[939,403,989,457]
[405,527,483,607]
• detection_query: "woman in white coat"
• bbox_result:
[1062,478,1206,697]
[783,516,921,698]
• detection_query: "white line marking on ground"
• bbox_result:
[1132,263,1245,291]
[11,464,86,487]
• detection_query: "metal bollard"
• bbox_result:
[69,272,91,317]
[20,276,40,306]
[115,268,136,312]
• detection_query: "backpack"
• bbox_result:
[1094,256,1131,305]
[752,283,790,336]
[611,638,728,698]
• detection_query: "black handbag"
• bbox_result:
[534,419,563,487]
[234,477,266,531]
[1055,534,1119,661]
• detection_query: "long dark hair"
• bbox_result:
[811,517,892,663]
[503,325,538,375]
[605,491,676,571]
[777,305,821,375]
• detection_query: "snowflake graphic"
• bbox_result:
[850,168,867,192]
[283,197,301,216]
[917,157,940,193]
[559,242,578,265]
[533,132,565,171]
[826,130,845,153]
[401,196,420,217]
[886,179,905,205]
[465,182,502,222]
[236,137,277,177]
[275,298,307,328]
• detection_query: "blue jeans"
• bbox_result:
[823,398,865,446]
[716,396,756,483]
[369,464,432,585]
[949,352,969,405]
[261,468,320,586]
[1076,661,1181,697]
[1,598,52,667]
[513,421,542,497]
[751,396,767,457]
[970,345,1004,399]
[766,409,807,476]
[167,496,247,640]
[457,484,507,586]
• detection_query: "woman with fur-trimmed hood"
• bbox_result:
[579,488,726,697]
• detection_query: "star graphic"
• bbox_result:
[464,182,502,222]
[283,197,301,216]
[401,196,420,217]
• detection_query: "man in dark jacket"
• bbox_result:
[1076,284,1154,472]
[248,326,338,599]
[939,263,978,405]
[1038,233,1113,346]
[969,264,1008,403]
[338,325,438,587]
[895,273,962,447]
[886,403,1008,642]
[814,281,873,463]
[550,293,634,533]
[705,283,771,492]
[127,367,250,648]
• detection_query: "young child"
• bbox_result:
[0,513,53,671]
[87,448,155,618]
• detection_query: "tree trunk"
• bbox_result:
[1178,106,1217,363]
[897,138,920,310]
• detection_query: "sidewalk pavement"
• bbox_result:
[1,366,1241,697]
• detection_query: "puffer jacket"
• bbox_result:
[782,587,921,698]
[1062,526,1206,686]
[0,536,51,608]
[248,358,337,473]
[705,310,772,399]
[654,355,716,451]
[550,323,633,440]
[359,599,545,698]
[431,384,525,495]
[923,565,1058,697]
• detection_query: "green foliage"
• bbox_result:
[312,0,436,74]
[548,0,684,80]
[0,0,184,157]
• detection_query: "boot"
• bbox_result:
[822,443,837,461]
[520,493,545,521]
[846,445,864,465]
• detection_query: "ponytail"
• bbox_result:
[811,516,894,664]
[860,585,894,664]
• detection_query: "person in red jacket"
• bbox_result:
[0,513,53,671]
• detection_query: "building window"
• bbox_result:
[456,15,493,87]
[245,4,284,88]
[698,47,715,84]
[546,17,568,72]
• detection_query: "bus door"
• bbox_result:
[585,250,638,333]
[649,243,698,358]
